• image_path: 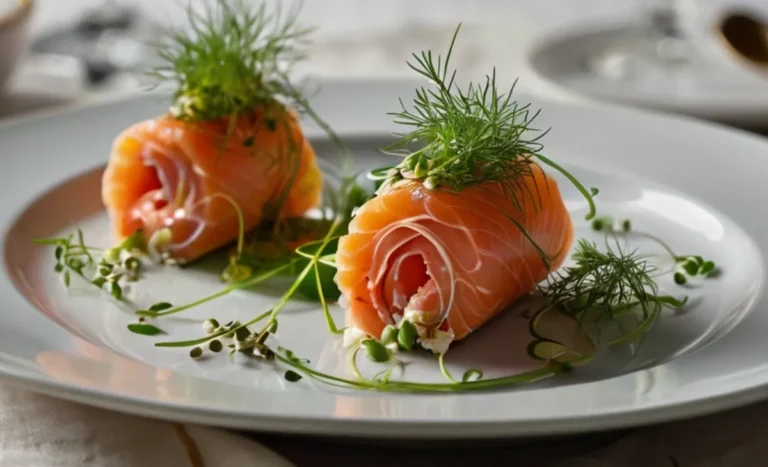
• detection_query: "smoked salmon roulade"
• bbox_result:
[334,161,574,354]
[102,108,322,264]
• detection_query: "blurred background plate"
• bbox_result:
[526,3,768,128]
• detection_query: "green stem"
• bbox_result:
[138,261,295,318]
[262,216,344,327]
[534,153,596,220]
[277,349,584,393]
[314,260,345,334]
[438,352,457,383]
[154,309,272,348]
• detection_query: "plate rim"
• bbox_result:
[523,17,768,125]
[3,77,768,438]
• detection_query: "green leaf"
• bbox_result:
[284,370,303,382]
[380,325,399,346]
[527,339,571,362]
[63,270,71,287]
[118,229,146,253]
[361,339,391,363]
[110,282,123,300]
[149,302,173,312]
[700,261,716,276]
[67,257,84,271]
[127,323,166,336]
[397,321,418,351]
[91,277,107,288]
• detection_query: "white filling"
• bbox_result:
[400,309,455,356]
[342,327,367,348]
[419,328,455,355]
[402,306,431,325]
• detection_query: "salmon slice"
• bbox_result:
[101,107,322,263]
[334,161,573,352]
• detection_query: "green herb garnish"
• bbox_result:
[148,0,313,123]
[371,23,597,216]
[539,238,688,346]
[367,23,596,268]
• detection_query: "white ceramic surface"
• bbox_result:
[526,18,768,128]
[1,80,768,439]
[0,0,31,93]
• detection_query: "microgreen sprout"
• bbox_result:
[591,215,719,285]
[33,229,147,301]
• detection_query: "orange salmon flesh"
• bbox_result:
[334,162,574,343]
[101,108,322,263]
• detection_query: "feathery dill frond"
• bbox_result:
[370,23,597,222]
[540,237,687,345]
[146,0,313,122]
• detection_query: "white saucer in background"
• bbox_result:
[525,18,768,129]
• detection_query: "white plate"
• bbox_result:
[2,79,768,439]
[525,19,768,128]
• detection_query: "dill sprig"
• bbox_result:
[540,238,687,346]
[147,0,313,122]
[371,23,597,221]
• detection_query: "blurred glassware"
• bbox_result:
[30,0,165,87]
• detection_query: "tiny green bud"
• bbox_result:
[284,370,302,382]
[682,259,699,276]
[189,346,203,359]
[124,257,141,272]
[361,339,391,363]
[398,320,418,351]
[208,339,223,353]
[203,319,219,335]
[63,270,71,287]
[54,246,63,260]
[674,272,687,285]
[620,219,631,232]
[380,325,399,346]
[403,155,419,171]
[413,161,428,178]
[54,263,64,273]
[235,326,251,342]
